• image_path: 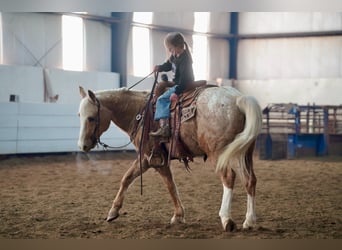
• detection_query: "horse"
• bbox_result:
[77,84,262,232]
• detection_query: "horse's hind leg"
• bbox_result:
[155,165,185,224]
[219,167,237,232]
[242,142,257,229]
[107,158,149,222]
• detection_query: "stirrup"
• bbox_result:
[150,135,169,144]
[149,126,170,138]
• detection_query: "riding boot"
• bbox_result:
[150,118,170,138]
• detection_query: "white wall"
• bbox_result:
[1,13,111,72]
[0,64,44,102]
[152,12,195,31]
[235,78,342,110]
[238,37,342,80]
[236,12,342,109]
[239,12,342,34]
[84,19,111,72]
[0,102,134,155]
[126,74,155,91]
[1,13,62,67]
[44,68,120,104]
[0,64,125,154]
[0,64,120,104]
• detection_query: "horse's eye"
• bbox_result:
[88,117,96,122]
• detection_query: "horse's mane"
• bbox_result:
[94,88,150,103]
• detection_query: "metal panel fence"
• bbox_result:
[0,102,134,155]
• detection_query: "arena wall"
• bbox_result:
[0,64,134,154]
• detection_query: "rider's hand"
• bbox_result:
[153,65,159,73]
[170,93,178,102]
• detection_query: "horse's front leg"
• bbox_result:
[107,158,149,222]
[155,165,185,224]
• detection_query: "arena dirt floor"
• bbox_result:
[0,151,341,239]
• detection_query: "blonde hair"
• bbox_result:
[164,32,192,62]
[164,32,186,48]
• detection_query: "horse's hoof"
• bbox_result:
[106,208,120,222]
[170,215,185,224]
[242,218,256,229]
[223,218,237,232]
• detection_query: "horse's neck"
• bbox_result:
[97,89,147,134]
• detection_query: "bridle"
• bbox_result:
[91,97,133,150]
[89,71,156,150]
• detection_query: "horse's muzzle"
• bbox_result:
[78,139,96,153]
[82,145,90,152]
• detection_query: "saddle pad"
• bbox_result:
[170,85,217,123]
[180,104,197,123]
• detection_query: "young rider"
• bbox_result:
[150,32,194,138]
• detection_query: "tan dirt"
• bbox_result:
[0,152,341,239]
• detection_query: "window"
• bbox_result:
[0,13,3,64]
[132,26,151,77]
[192,35,208,80]
[194,12,210,33]
[130,12,211,79]
[132,12,152,77]
[62,15,84,71]
[133,12,152,24]
[192,12,210,80]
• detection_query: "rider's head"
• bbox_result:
[164,32,186,57]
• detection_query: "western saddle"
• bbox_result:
[147,78,217,169]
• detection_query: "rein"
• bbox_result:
[138,71,159,195]
[93,71,155,150]
[91,72,159,196]
[93,98,133,150]
[128,71,154,90]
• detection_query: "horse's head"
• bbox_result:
[78,86,112,152]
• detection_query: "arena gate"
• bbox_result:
[257,103,342,159]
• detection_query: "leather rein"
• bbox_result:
[92,97,135,150]
[91,72,156,151]
[90,72,158,196]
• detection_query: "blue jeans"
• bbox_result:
[154,86,176,120]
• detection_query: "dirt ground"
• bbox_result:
[0,151,341,239]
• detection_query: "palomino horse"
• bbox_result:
[78,85,262,231]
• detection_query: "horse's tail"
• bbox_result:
[216,95,262,175]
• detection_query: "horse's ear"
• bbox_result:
[79,86,87,98]
[88,90,97,103]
